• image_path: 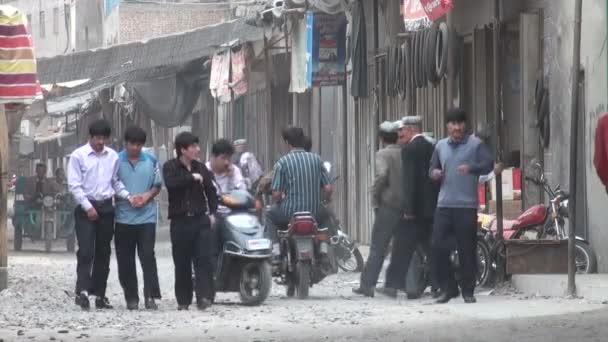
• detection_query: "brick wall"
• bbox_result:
[119,2,231,43]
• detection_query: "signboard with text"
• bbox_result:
[419,0,453,21]
[306,11,347,87]
[403,0,430,30]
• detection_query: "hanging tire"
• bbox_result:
[476,239,494,288]
[44,222,53,253]
[239,261,272,306]
[14,223,23,251]
[575,240,597,274]
[405,245,428,299]
[296,261,311,299]
[436,22,449,79]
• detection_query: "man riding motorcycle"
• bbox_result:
[265,127,332,251]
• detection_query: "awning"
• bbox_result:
[46,93,94,116]
[37,19,266,96]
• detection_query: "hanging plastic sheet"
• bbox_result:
[419,0,453,21]
[130,59,208,128]
[350,0,368,98]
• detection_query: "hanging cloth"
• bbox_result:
[289,18,308,93]
[350,0,368,98]
[209,50,232,103]
[0,6,42,104]
[231,43,252,99]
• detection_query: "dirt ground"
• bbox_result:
[1,227,608,342]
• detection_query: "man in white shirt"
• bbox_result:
[68,119,135,311]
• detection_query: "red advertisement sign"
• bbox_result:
[419,0,453,21]
[402,0,430,30]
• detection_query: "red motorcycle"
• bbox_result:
[478,163,597,284]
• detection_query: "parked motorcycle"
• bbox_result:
[478,163,597,283]
[275,212,338,299]
[212,190,273,306]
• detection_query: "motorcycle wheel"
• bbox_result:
[296,261,311,299]
[575,240,598,274]
[66,233,76,253]
[476,239,493,288]
[44,222,53,253]
[239,261,272,306]
[405,246,428,299]
[14,223,23,251]
[337,245,364,273]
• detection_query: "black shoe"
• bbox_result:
[377,287,398,298]
[435,290,460,304]
[463,296,477,304]
[196,298,212,311]
[126,300,138,311]
[177,304,189,311]
[352,287,375,298]
[431,288,442,299]
[95,297,114,309]
[145,298,158,310]
[75,293,90,311]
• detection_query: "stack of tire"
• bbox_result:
[388,22,451,96]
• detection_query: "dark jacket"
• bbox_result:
[162,158,218,219]
[402,135,439,221]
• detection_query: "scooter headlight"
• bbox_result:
[42,196,54,208]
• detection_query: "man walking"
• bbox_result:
[430,108,493,304]
[353,121,403,298]
[163,132,218,311]
[381,116,439,298]
[68,119,132,310]
[114,126,162,310]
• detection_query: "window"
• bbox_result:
[39,11,45,38]
[53,7,59,35]
[26,14,31,31]
[85,26,89,49]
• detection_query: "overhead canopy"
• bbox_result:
[37,19,266,97]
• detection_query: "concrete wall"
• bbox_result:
[75,1,103,51]
[119,1,231,43]
[525,0,608,271]
[2,0,69,58]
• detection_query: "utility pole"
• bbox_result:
[493,0,505,283]
[567,0,583,297]
[0,105,9,290]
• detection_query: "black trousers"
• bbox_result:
[74,205,114,297]
[360,206,402,289]
[385,219,437,291]
[170,215,214,306]
[114,223,161,302]
[432,208,478,297]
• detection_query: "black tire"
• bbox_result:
[476,239,494,288]
[239,262,272,306]
[296,261,311,299]
[575,240,598,274]
[405,246,428,299]
[14,223,22,251]
[66,232,76,253]
[436,22,449,79]
[337,245,364,273]
[44,222,53,253]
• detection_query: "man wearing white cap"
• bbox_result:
[353,121,404,298]
[234,139,264,191]
[380,116,440,298]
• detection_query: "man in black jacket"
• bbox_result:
[162,132,219,311]
[380,116,439,299]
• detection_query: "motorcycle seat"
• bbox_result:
[490,219,520,231]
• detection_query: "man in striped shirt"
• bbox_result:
[266,127,332,242]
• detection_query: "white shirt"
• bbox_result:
[239,151,264,187]
[67,143,129,211]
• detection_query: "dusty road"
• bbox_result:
[1,228,608,342]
